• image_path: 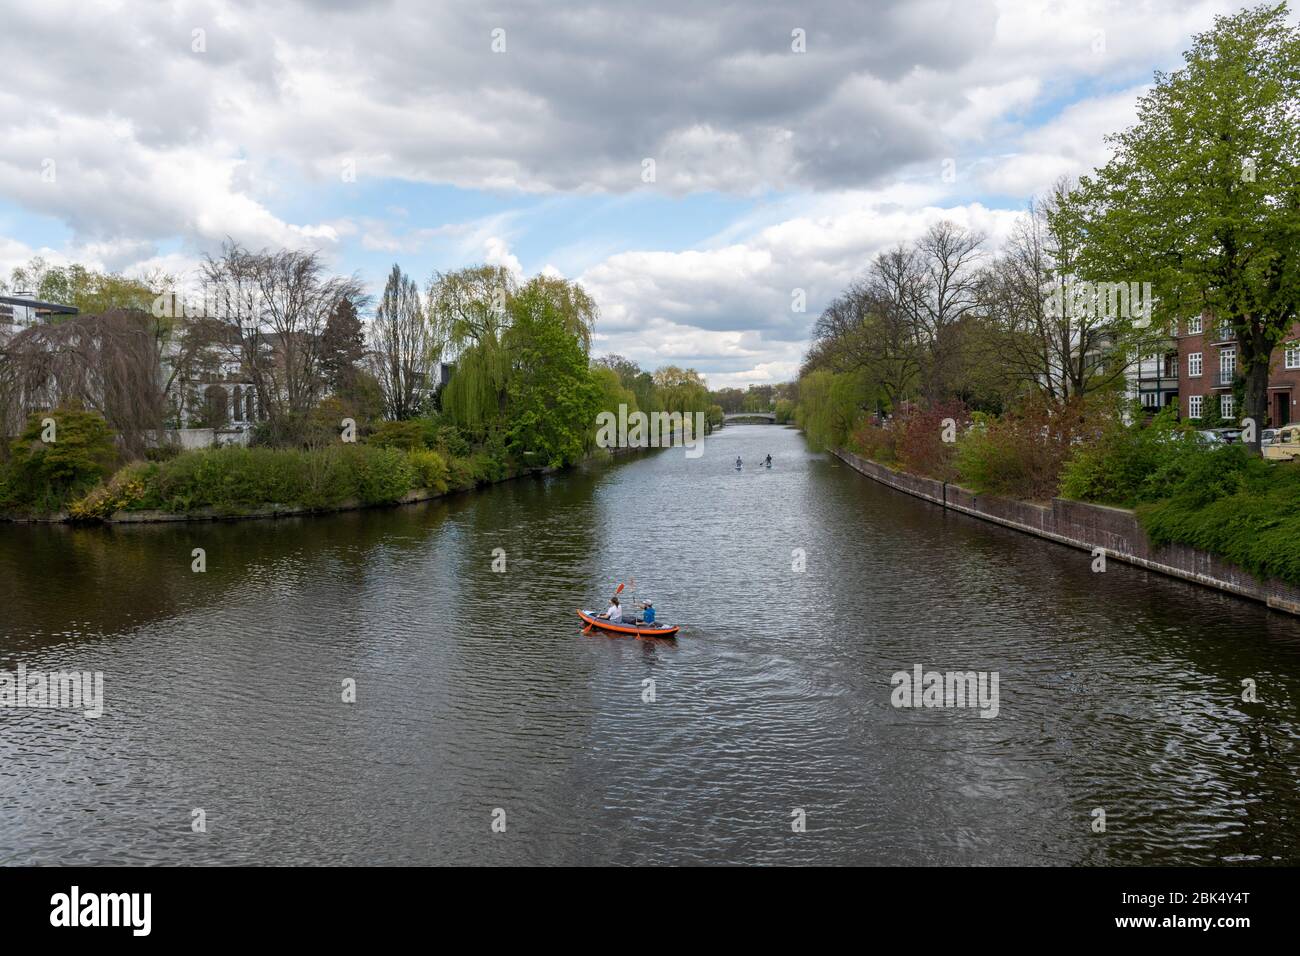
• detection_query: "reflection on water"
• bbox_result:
[1,425,1298,864]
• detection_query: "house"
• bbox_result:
[0,293,78,336]
[1176,311,1300,426]
[1126,342,1180,413]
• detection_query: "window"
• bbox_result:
[1188,395,1203,419]
[1286,346,1300,370]
[1221,395,1235,419]
[1220,348,1236,385]
[1187,315,1202,334]
[1217,324,1232,341]
[1188,352,1202,376]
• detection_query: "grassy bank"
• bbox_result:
[65,444,492,520]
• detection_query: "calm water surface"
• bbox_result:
[2,425,1298,865]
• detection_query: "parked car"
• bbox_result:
[1195,429,1228,446]
[1262,428,1279,448]
[1263,424,1300,460]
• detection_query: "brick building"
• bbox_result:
[1176,310,1300,426]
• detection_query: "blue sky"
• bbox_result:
[0,0,1266,387]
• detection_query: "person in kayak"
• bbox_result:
[599,596,622,623]
[639,600,656,625]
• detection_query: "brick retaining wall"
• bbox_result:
[833,448,1300,616]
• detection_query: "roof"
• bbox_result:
[0,294,79,315]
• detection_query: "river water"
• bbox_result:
[1,424,1298,865]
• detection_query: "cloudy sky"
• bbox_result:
[0,0,1262,387]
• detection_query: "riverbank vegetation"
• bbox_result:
[794,5,1300,584]
[1,254,719,520]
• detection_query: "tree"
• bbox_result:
[320,295,367,395]
[370,265,439,420]
[0,309,168,458]
[1079,3,1300,447]
[983,181,1139,405]
[503,283,599,468]
[429,266,515,436]
[200,242,365,425]
[6,258,170,314]
[2,405,118,513]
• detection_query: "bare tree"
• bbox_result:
[200,242,364,423]
[982,181,1139,403]
[370,264,440,420]
[0,309,167,458]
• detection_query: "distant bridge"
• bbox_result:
[723,412,777,423]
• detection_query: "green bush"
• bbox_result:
[468,450,507,484]
[407,449,450,493]
[428,422,471,459]
[1059,407,1201,506]
[955,398,1105,500]
[368,419,427,451]
[2,406,119,513]
[72,443,429,516]
[445,455,476,491]
[1138,447,1300,585]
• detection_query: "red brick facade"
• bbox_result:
[1176,311,1300,427]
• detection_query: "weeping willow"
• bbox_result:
[432,267,598,439]
[440,334,512,435]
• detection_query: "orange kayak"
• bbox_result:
[577,608,680,638]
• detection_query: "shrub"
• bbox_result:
[3,406,119,513]
[955,397,1107,500]
[468,450,507,484]
[1059,407,1201,506]
[69,461,157,520]
[408,449,450,493]
[1138,447,1300,585]
[368,419,427,451]
[849,418,899,463]
[894,402,969,481]
[445,455,476,491]
[348,445,415,504]
[430,423,472,459]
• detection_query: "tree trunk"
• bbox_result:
[1242,321,1270,454]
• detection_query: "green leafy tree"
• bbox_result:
[503,285,599,468]
[3,405,118,513]
[1079,3,1300,447]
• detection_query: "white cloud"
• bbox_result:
[582,195,1025,385]
[977,86,1146,197]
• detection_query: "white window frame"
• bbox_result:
[1187,315,1202,334]
[1188,352,1202,377]
[1221,394,1235,419]
[1188,395,1203,419]
[1286,346,1300,370]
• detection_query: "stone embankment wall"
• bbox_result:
[834,448,1300,616]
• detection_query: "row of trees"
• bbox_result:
[1,246,721,474]
[798,3,1300,453]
